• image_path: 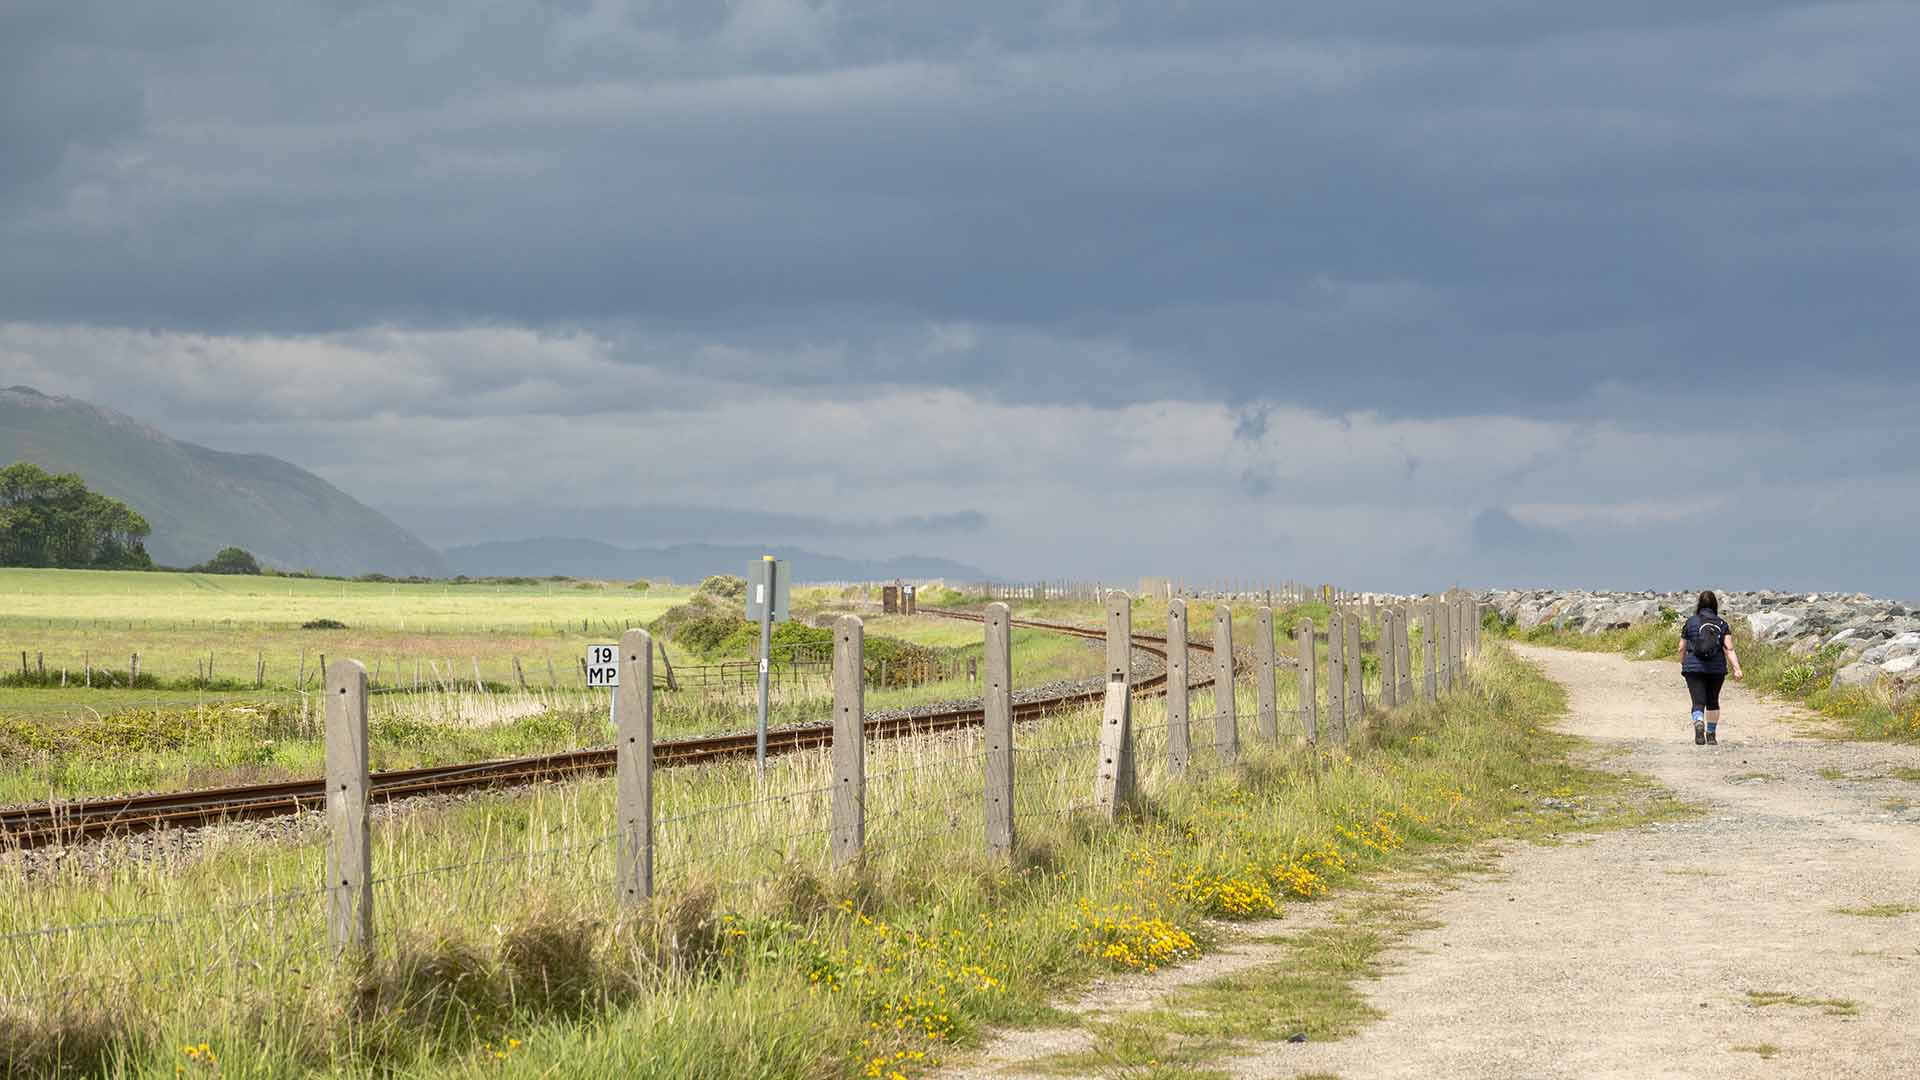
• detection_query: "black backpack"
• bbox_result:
[1692,616,1725,663]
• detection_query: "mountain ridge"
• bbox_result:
[444,537,987,584]
[0,386,447,577]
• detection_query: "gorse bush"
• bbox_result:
[698,575,747,602]
[651,597,751,656]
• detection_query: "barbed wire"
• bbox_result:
[0,883,328,948]
[371,832,619,888]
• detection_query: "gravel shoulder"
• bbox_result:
[1238,644,1920,1079]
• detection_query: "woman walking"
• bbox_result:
[1681,591,1743,745]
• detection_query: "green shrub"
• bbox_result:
[651,597,752,656]
[1776,664,1824,694]
[301,618,349,630]
[627,580,651,591]
[192,546,263,575]
[698,575,748,601]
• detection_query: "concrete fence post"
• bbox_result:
[1167,599,1190,775]
[1295,617,1317,743]
[1255,606,1278,741]
[1106,594,1136,798]
[1092,668,1133,818]
[1214,605,1238,763]
[831,616,865,866]
[1397,604,1414,703]
[1326,608,1346,742]
[983,603,1014,862]
[615,628,654,904]
[1380,608,1399,709]
[325,658,372,958]
[1455,593,1467,670]
[1346,608,1364,722]
[1423,600,1438,701]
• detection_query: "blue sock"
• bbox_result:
[1691,709,1705,726]
[1706,722,1716,734]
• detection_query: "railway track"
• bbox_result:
[1,607,1214,850]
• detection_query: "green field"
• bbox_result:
[0,570,1124,802]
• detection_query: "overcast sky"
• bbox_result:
[3,1,1915,595]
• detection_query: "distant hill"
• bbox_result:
[0,386,447,577]
[444,537,986,584]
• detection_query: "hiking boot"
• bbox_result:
[1694,720,1706,745]
[1705,730,1717,745]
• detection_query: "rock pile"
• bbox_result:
[1482,588,1920,693]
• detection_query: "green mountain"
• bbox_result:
[0,386,446,577]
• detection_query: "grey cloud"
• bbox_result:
[1,2,1914,421]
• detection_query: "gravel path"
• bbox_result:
[1237,644,1920,1079]
[949,644,1920,1079]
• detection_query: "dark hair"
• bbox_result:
[1697,590,1718,614]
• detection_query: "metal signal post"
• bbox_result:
[747,556,790,777]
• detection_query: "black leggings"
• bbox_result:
[1685,672,1726,712]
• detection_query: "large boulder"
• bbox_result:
[1832,662,1880,690]
[1745,611,1799,642]
[1883,655,1920,677]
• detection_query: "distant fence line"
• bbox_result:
[973,579,1418,607]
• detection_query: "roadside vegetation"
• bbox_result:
[0,639,1676,1078]
[1495,611,1920,743]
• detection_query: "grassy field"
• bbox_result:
[0,640,1673,1079]
[1502,616,1920,742]
[0,572,1137,803]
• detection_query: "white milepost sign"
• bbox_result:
[586,644,620,688]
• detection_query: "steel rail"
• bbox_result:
[1,607,1216,850]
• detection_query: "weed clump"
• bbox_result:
[0,1001,134,1078]
[300,618,348,630]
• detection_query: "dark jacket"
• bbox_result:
[1681,610,1731,675]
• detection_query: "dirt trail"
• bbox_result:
[958,645,1920,1079]
[1245,645,1920,1079]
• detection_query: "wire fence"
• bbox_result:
[0,593,1485,1036]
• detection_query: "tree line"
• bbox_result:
[0,462,153,570]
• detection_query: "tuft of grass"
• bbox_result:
[1731,1042,1781,1059]
[1727,772,1781,784]
[1832,903,1919,918]
[1744,990,1860,1016]
[1888,767,1920,783]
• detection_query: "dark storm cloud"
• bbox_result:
[2,1,1915,419]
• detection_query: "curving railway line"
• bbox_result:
[0,607,1215,851]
